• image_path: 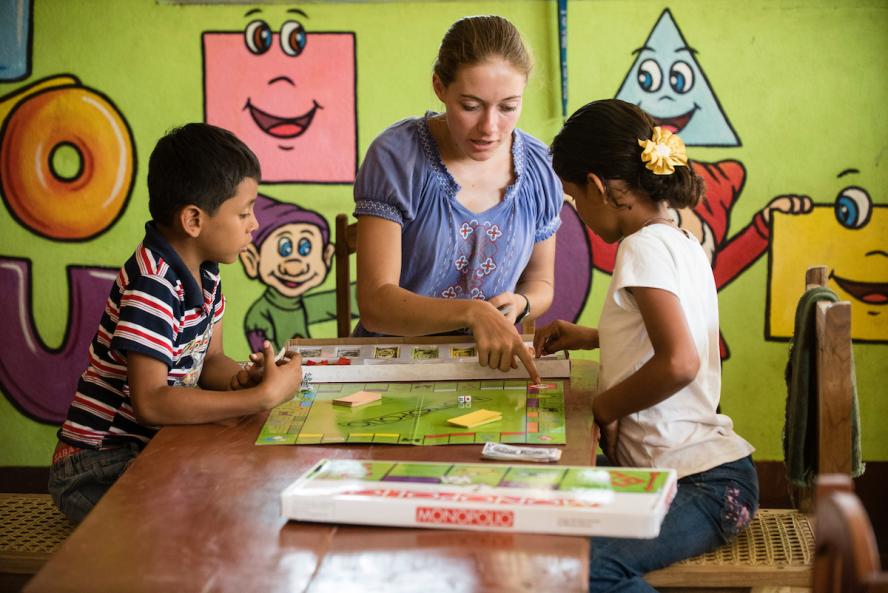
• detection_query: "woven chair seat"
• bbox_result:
[0,493,74,574]
[645,508,815,589]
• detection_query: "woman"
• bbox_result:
[354,15,562,382]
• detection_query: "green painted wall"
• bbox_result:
[1,0,885,466]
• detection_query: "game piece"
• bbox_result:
[481,442,562,463]
[447,409,502,428]
[333,391,382,407]
[457,395,467,404]
[529,383,556,390]
[464,395,472,405]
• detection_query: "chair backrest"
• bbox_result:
[806,265,853,478]
[335,214,358,338]
[813,474,888,593]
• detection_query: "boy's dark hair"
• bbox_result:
[147,123,261,226]
[551,99,703,209]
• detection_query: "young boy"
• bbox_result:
[48,123,303,523]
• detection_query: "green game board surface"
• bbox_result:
[256,380,566,446]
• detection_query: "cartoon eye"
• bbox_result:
[297,237,312,256]
[637,59,662,93]
[280,20,307,57]
[834,186,872,229]
[669,61,695,94]
[278,236,293,257]
[245,20,273,55]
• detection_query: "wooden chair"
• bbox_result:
[645,265,854,591]
[335,214,358,338]
[813,474,888,593]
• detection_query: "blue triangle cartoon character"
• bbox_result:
[585,8,813,359]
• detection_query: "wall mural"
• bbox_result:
[572,9,817,359]
[768,179,887,343]
[239,194,340,351]
[0,73,134,423]
[0,0,32,82]
[202,7,357,184]
[0,2,883,461]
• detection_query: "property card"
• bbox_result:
[332,390,382,407]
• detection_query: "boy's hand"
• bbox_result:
[229,363,261,391]
[255,342,303,408]
[533,320,596,357]
[229,345,298,390]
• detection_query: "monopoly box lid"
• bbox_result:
[281,459,677,538]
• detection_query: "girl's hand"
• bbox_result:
[596,418,619,462]
[533,320,597,357]
[468,300,541,385]
[254,342,304,408]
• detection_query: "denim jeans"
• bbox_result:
[48,442,142,523]
[588,455,759,593]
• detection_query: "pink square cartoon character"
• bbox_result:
[203,9,356,183]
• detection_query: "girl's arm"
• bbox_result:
[592,286,700,424]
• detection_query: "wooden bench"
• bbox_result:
[0,493,73,575]
[645,265,854,591]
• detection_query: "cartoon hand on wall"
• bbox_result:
[761,195,814,224]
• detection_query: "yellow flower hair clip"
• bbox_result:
[638,127,688,175]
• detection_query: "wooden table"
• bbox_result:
[25,344,599,593]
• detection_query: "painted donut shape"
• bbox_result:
[1,86,133,240]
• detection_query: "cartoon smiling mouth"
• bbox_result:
[830,272,888,305]
[651,106,698,134]
[274,271,318,289]
[244,99,321,139]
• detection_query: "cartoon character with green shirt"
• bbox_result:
[240,195,349,351]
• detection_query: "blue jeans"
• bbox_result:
[588,455,759,593]
[48,442,141,523]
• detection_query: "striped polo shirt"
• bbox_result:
[58,222,225,450]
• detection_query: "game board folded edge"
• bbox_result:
[301,358,571,383]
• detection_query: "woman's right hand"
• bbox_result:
[533,320,598,357]
[468,300,541,384]
[254,342,304,408]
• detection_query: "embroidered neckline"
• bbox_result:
[418,112,524,213]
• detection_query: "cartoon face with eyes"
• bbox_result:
[768,170,887,342]
[240,195,334,299]
[250,222,333,298]
[203,7,356,183]
[615,8,739,146]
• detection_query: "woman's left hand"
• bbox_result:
[487,292,526,325]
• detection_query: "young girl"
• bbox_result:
[353,15,563,383]
[535,99,758,592]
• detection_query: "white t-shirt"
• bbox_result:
[598,223,754,478]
